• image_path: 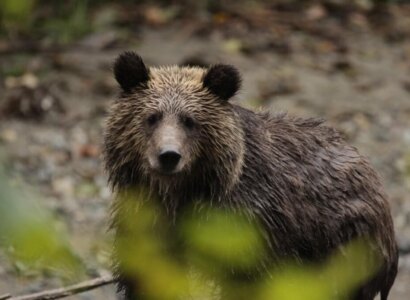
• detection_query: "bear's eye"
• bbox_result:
[146,113,161,126]
[181,115,196,130]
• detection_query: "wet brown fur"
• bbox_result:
[104,62,398,300]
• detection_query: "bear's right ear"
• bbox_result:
[114,52,150,92]
[203,64,241,101]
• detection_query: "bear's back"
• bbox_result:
[231,105,394,261]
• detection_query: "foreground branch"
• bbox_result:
[3,275,116,300]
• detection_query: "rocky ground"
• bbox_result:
[1,3,410,299]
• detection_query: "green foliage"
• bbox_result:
[260,239,380,300]
[40,0,91,44]
[113,190,381,300]
[114,192,192,299]
[0,181,381,298]
[0,0,36,32]
[0,180,381,298]
[0,173,84,279]
[0,0,93,43]
[0,177,379,300]
[182,208,265,270]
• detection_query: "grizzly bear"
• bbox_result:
[104,51,398,300]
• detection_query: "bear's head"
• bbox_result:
[104,52,245,198]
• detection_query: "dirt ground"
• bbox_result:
[1,4,410,299]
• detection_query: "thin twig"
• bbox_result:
[6,275,116,300]
[0,294,11,300]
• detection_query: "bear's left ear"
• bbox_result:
[114,51,150,93]
[203,64,241,101]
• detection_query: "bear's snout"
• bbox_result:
[147,120,188,175]
[158,148,181,173]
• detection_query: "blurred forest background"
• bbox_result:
[1,0,410,299]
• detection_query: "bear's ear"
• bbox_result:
[114,51,150,92]
[203,64,241,101]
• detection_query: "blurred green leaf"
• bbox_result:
[41,0,91,44]
[182,208,265,271]
[114,192,192,299]
[260,239,380,300]
[0,0,35,30]
[0,173,84,279]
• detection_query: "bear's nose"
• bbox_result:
[158,149,181,172]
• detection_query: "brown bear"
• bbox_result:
[104,51,398,300]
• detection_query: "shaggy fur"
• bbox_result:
[104,52,398,300]
[203,64,242,100]
[114,52,150,92]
